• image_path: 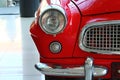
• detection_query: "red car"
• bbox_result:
[30,0,120,80]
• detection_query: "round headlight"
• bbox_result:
[39,5,67,35]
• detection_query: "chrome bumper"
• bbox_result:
[35,58,107,80]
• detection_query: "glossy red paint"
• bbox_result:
[72,12,120,78]
[30,0,81,58]
[73,0,120,15]
[30,0,120,79]
[74,12,120,59]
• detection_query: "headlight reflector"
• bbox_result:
[39,6,67,35]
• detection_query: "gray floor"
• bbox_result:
[0,7,45,80]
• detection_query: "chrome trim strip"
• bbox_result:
[79,20,120,54]
[35,63,107,77]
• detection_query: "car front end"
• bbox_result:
[30,0,120,80]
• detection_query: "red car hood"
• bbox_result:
[73,0,120,15]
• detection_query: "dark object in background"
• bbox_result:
[20,0,39,17]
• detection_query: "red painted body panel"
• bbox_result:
[30,0,120,79]
[73,0,120,15]
[30,1,81,58]
[74,12,120,59]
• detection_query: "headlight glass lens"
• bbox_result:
[39,7,67,34]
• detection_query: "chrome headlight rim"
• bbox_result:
[39,5,67,35]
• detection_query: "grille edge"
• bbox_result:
[80,20,120,54]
